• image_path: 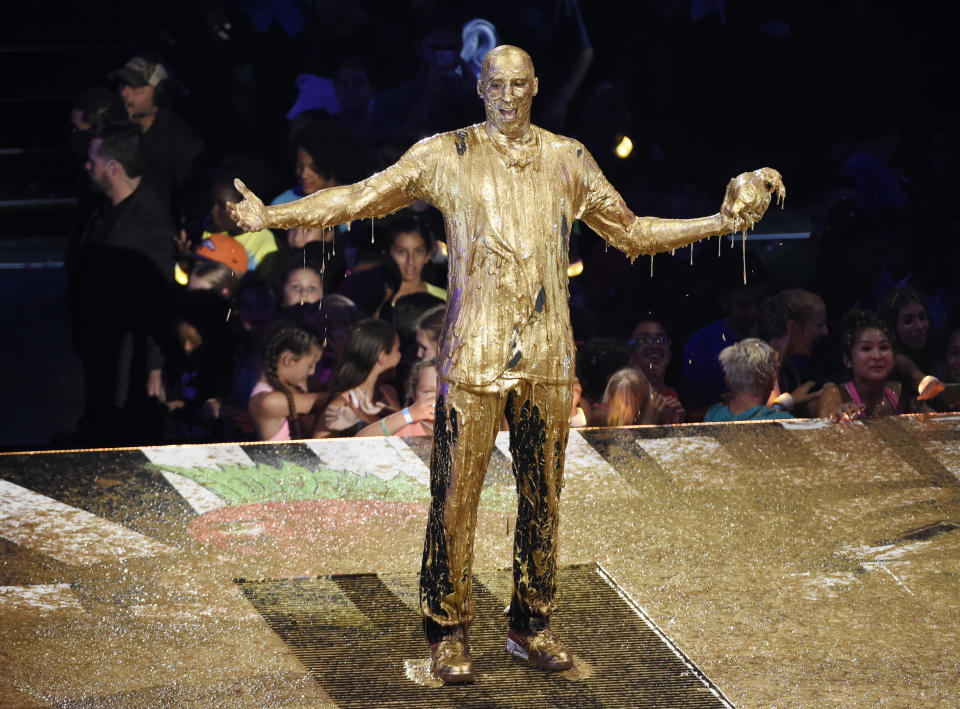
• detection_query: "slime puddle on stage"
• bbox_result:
[1,417,958,707]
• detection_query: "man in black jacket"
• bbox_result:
[110,55,203,220]
[74,124,177,444]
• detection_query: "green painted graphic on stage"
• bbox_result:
[149,460,515,511]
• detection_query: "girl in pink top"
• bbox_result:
[818,310,929,421]
[248,326,323,440]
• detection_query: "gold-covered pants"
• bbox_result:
[420,377,572,638]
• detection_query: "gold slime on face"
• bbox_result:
[478,46,538,140]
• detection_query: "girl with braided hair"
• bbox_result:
[248,326,323,440]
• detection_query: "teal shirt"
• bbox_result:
[704,404,794,422]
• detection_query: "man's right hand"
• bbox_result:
[227,179,268,232]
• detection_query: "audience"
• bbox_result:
[187,231,249,283]
[569,376,588,428]
[385,211,447,304]
[163,290,235,442]
[944,325,960,383]
[879,287,944,400]
[601,368,664,426]
[705,338,793,422]
[206,170,281,276]
[681,253,769,420]
[414,305,445,360]
[337,251,403,319]
[357,357,437,437]
[627,318,685,423]
[757,289,829,417]
[248,325,324,441]
[368,14,480,144]
[59,11,960,447]
[187,260,243,299]
[272,117,360,205]
[314,319,402,437]
[280,262,324,308]
[818,310,931,421]
[109,54,203,218]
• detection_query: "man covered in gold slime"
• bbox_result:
[229,45,783,684]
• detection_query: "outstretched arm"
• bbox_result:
[228,140,432,232]
[583,166,786,260]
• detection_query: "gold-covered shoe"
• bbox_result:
[506,625,573,671]
[429,626,474,684]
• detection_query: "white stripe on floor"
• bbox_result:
[142,444,255,472]
[563,429,625,489]
[0,583,83,612]
[160,470,227,515]
[305,438,430,484]
[0,480,175,566]
[636,435,741,485]
[495,430,622,488]
[778,418,831,430]
[494,430,513,462]
[926,440,960,483]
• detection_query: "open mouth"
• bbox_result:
[499,107,517,121]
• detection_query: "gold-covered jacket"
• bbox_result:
[268,123,726,389]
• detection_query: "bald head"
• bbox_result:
[479,45,535,84]
[477,45,538,139]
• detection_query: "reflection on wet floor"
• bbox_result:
[238,566,728,707]
[1,416,959,707]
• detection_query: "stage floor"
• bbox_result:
[2,415,959,707]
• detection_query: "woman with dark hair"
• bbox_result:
[313,319,402,437]
[818,309,931,421]
[880,286,944,401]
[337,251,403,319]
[384,211,447,304]
[272,117,361,205]
[878,287,944,400]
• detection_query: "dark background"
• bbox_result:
[1,0,955,449]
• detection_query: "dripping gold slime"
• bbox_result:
[228,45,784,683]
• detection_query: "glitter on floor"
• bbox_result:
[237,565,729,708]
[1,416,959,707]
